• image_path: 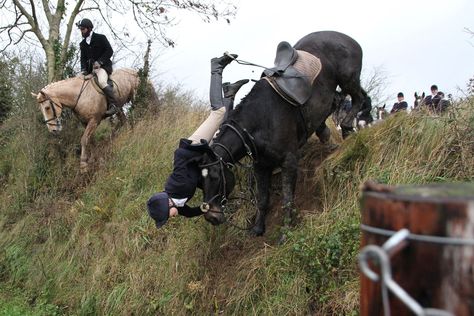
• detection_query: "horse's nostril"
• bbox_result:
[205,213,225,226]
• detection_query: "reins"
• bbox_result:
[72,78,91,111]
[225,52,270,71]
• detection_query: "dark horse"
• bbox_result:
[201,31,367,236]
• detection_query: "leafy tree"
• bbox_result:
[0,0,237,82]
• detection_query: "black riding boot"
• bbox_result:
[222,79,250,113]
[102,85,119,117]
[210,53,237,110]
[223,79,249,99]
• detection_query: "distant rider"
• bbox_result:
[76,18,119,117]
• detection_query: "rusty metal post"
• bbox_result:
[359,182,474,316]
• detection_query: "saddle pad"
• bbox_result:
[293,50,322,85]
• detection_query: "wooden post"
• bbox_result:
[360,182,474,316]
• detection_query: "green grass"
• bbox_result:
[0,86,473,315]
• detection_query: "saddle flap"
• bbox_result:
[273,68,313,105]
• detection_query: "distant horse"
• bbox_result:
[374,104,388,121]
[201,31,368,236]
[32,68,141,172]
[414,91,450,114]
[414,92,425,109]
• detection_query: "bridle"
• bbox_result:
[39,90,63,127]
[38,78,90,127]
[199,120,259,228]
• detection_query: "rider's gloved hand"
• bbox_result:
[93,61,101,69]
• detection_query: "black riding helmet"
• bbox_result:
[76,18,93,29]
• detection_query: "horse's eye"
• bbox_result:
[44,106,50,111]
[201,168,208,177]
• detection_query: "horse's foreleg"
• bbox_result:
[80,119,99,173]
[251,166,272,236]
[281,152,298,227]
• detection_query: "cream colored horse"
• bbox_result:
[32,68,140,172]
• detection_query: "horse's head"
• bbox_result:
[200,153,236,225]
[414,92,425,108]
[375,104,387,120]
[31,90,63,133]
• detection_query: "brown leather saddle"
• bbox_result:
[263,41,313,105]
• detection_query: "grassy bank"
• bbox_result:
[0,88,472,315]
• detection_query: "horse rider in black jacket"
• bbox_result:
[391,92,408,113]
[76,18,119,117]
[147,54,249,228]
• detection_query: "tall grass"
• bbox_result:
[0,82,472,315]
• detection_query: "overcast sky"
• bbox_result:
[143,0,474,109]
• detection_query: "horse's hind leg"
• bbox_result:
[80,119,99,173]
[315,122,330,144]
[340,78,368,130]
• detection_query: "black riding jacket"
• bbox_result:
[391,101,408,113]
[165,138,212,218]
[80,32,113,74]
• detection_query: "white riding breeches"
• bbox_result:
[93,68,109,89]
[188,107,226,144]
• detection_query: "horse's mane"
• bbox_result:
[43,76,80,90]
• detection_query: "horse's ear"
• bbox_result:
[414,92,418,98]
[382,104,385,109]
[422,92,425,98]
[31,92,38,98]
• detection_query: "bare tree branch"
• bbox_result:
[1,0,237,82]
